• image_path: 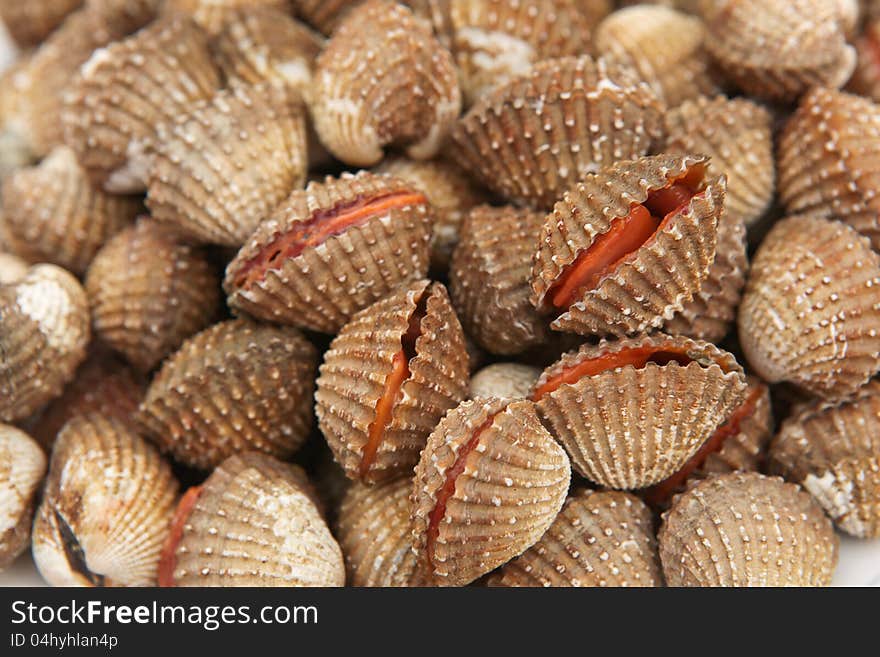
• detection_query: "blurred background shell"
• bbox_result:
[0,425,46,570]
[469,363,540,401]
[289,0,357,35]
[162,0,290,35]
[848,18,880,102]
[0,252,28,284]
[0,0,83,48]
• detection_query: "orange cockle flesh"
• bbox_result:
[157,485,203,587]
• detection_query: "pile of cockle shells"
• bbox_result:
[1,0,878,588]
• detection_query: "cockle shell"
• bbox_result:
[1,146,140,275]
[138,319,317,470]
[224,171,433,334]
[411,397,571,586]
[452,55,665,210]
[85,0,160,35]
[738,214,880,401]
[85,219,222,372]
[0,0,83,47]
[311,0,461,166]
[159,452,345,587]
[0,252,29,284]
[0,264,90,423]
[0,425,46,570]
[847,19,880,102]
[489,490,662,587]
[469,363,541,401]
[658,472,838,586]
[289,0,362,35]
[32,413,179,586]
[162,0,290,35]
[769,381,880,538]
[532,333,747,489]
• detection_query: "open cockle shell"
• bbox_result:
[0,0,83,48]
[469,363,541,401]
[0,425,47,570]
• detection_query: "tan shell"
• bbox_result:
[0,0,83,47]
[32,413,179,586]
[62,15,222,193]
[738,214,880,401]
[317,280,469,483]
[769,381,880,538]
[160,452,345,587]
[450,205,549,355]
[847,19,880,102]
[533,333,748,489]
[138,318,317,470]
[224,171,433,334]
[658,472,838,586]
[488,489,662,587]
[531,153,724,338]
[0,264,90,423]
[452,55,665,210]
[0,252,29,285]
[311,0,461,166]
[85,0,160,35]
[0,425,47,570]
[469,363,541,401]
[85,219,222,372]
[411,397,571,586]
[162,0,290,35]
[1,146,140,275]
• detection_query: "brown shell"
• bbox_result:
[161,452,345,587]
[469,363,541,401]
[738,214,880,401]
[411,397,571,586]
[0,264,90,423]
[0,425,47,570]
[452,55,665,210]
[289,0,357,35]
[85,0,160,35]
[32,413,179,586]
[769,381,880,538]
[0,0,83,47]
[85,220,222,372]
[62,15,222,193]
[316,280,470,483]
[533,333,748,489]
[1,146,140,275]
[531,153,724,338]
[450,205,549,355]
[224,171,433,334]
[162,0,290,35]
[0,252,29,285]
[847,19,880,102]
[138,318,317,470]
[488,489,662,587]
[658,472,838,586]
[311,0,461,166]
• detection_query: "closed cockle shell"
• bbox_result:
[85,219,222,372]
[769,381,880,538]
[658,472,838,586]
[224,171,432,334]
[452,55,665,210]
[531,153,724,338]
[138,319,318,470]
[848,19,880,102]
[159,452,345,587]
[489,489,662,587]
[0,425,47,570]
[0,264,90,423]
[411,397,571,586]
[62,15,222,193]
[738,214,880,401]
[532,333,747,489]
[0,252,29,284]
[450,205,548,355]
[32,413,179,586]
[316,279,470,483]
[1,146,140,275]
[310,0,460,166]
[0,0,83,48]
[469,363,541,401]
[162,0,290,35]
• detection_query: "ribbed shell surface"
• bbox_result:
[0,0,83,47]
[469,363,541,401]
[289,0,356,34]
[0,425,46,569]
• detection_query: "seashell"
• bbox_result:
[777,88,880,249]
[488,489,662,587]
[85,0,160,35]
[62,15,222,193]
[847,19,880,102]
[702,0,855,103]
[0,264,90,423]
[0,252,29,285]
[530,153,724,338]
[532,333,747,489]
[162,0,290,35]
[769,381,880,538]
[737,214,880,401]
[159,452,345,587]
[336,477,420,587]
[85,219,222,372]
[0,425,47,570]
[469,363,541,401]
[1,146,140,275]
[595,5,720,108]
[450,205,549,355]
[224,171,433,334]
[0,0,83,48]
[138,318,318,470]
[411,397,571,586]
[658,472,838,586]
[32,413,179,586]
[0,122,36,184]
[315,279,470,483]
[289,0,361,35]
[452,55,665,210]
[572,0,613,24]
[310,0,461,167]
